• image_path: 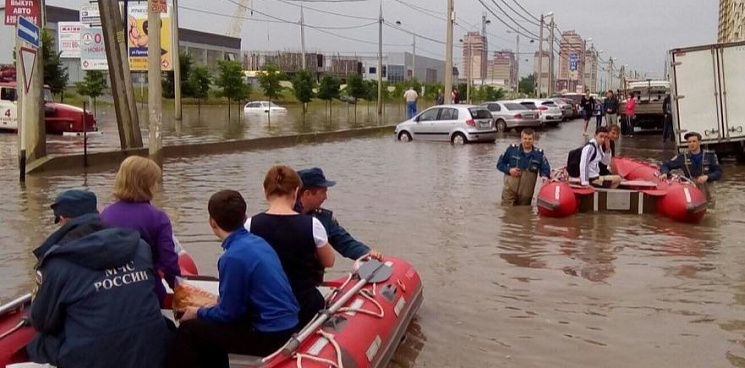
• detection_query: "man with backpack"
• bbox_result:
[567,127,621,188]
[496,128,551,206]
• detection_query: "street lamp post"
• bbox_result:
[537,11,552,97]
[396,21,416,80]
[444,0,454,104]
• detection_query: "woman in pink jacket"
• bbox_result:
[624,92,636,137]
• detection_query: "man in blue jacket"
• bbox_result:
[171,190,299,368]
[27,189,170,368]
[496,128,551,206]
[296,167,383,261]
[659,131,722,204]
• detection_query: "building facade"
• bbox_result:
[583,48,599,93]
[361,52,445,83]
[556,30,584,93]
[718,0,745,42]
[462,31,487,81]
[487,50,516,89]
[533,50,550,96]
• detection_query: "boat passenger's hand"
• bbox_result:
[658,173,668,180]
[509,168,521,177]
[697,175,708,184]
[367,250,384,261]
[541,177,549,184]
[180,306,199,322]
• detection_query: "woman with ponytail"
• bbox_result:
[246,165,335,328]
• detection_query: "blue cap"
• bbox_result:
[297,167,336,188]
[51,189,98,224]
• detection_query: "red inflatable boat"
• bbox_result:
[537,157,708,223]
[0,252,423,368]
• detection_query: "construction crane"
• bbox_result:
[228,0,252,37]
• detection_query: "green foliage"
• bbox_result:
[258,64,285,100]
[317,75,341,101]
[364,80,377,101]
[404,78,422,95]
[393,82,406,101]
[346,74,367,100]
[292,69,315,106]
[162,52,194,98]
[188,66,211,100]
[215,60,250,101]
[519,74,536,95]
[476,85,505,102]
[41,30,69,95]
[457,83,468,101]
[75,71,106,99]
[423,82,443,100]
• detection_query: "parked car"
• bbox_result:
[513,99,563,127]
[395,104,497,144]
[559,93,584,118]
[243,101,288,114]
[550,98,573,121]
[339,95,357,104]
[482,101,542,132]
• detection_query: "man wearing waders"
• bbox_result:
[658,131,722,207]
[496,128,551,206]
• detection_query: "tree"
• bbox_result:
[317,75,341,119]
[364,80,378,115]
[162,52,194,98]
[75,71,106,116]
[457,83,468,103]
[519,74,536,96]
[292,69,314,113]
[41,29,69,100]
[258,64,285,101]
[346,74,366,122]
[188,65,212,114]
[215,60,251,119]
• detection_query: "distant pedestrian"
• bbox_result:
[436,89,444,105]
[594,98,604,129]
[623,92,636,137]
[603,90,619,126]
[580,89,595,136]
[404,87,419,119]
[662,94,674,143]
[452,88,461,104]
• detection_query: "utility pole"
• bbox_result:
[537,14,544,97]
[99,0,141,149]
[467,42,472,104]
[444,0,454,104]
[548,16,555,96]
[148,0,163,166]
[376,0,383,115]
[607,57,614,92]
[481,12,487,88]
[173,0,182,120]
[412,35,416,80]
[300,1,306,70]
[515,34,520,92]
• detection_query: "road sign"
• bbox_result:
[81,26,108,70]
[19,47,37,94]
[4,0,41,25]
[569,53,579,72]
[17,16,40,48]
[80,4,101,25]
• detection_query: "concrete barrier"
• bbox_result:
[27,125,396,174]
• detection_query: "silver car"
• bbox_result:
[550,98,573,121]
[395,105,497,144]
[513,99,563,128]
[482,101,542,132]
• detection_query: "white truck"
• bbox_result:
[669,41,745,160]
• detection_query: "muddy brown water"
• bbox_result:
[1,108,745,367]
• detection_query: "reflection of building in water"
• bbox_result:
[718,0,745,42]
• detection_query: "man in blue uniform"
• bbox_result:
[296,167,382,261]
[496,128,551,206]
[28,190,171,368]
[659,131,722,204]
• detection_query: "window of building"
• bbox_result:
[388,65,405,82]
[369,67,377,74]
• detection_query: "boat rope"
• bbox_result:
[294,330,344,368]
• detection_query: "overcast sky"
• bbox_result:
[50,0,718,79]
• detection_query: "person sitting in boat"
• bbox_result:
[170,190,299,368]
[101,156,181,306]
[658,131,722,203]
[599,124,621,175]
[28,189,171,368]
[580,126,622,189]
[496,128,551,206]
[246,165,335,327]
[296,167,383,264]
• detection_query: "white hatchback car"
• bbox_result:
[243,101,288,114]
[395,105,497,144]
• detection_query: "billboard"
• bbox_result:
[127,3,173,71]
[80,27,108,70]
[80,3,101,26]
[58,22,83,59]
[4,0,41,25]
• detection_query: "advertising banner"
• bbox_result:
[127,3,173,71]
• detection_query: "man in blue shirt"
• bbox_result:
[659,132,722,204]
[496,128,551,206]
[169,190,299,368]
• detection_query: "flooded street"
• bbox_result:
[2,113,745,367]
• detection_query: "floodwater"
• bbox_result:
[2,110,745,368]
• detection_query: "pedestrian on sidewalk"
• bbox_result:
[603,90,619,126]
[594,98,604,129]
[404,87,419,119]
[623,92,636,137]
[580,89,595,136]
[662,94,674,143]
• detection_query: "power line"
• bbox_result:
[496,0,539,26]
[268,0,378,20]
[509,0,539,22]
[475,0,538,40]
[181,5,377,29]
[485,0,540,38]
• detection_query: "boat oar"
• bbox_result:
[281,260,393,357]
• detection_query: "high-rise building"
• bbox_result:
[718,0,745,42]
[557,30,584,93]
[462,31,487,81]
[533,50,550,96]
[583,48,599,93]
[487,50,516,88]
